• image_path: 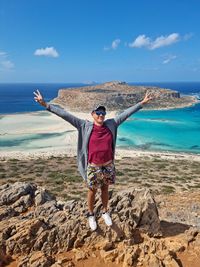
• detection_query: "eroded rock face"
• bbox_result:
[0,182,200,267]
[0,182,160,266]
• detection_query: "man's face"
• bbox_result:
[92,109,106,125]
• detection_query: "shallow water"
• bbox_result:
[117,103,200,154]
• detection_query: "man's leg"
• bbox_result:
[101,183,112,226]
[101,184,109,212]
[87,187,97,214]
[101,163,115,213]
[87,187,97,231]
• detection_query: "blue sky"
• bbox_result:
[0,0,200,83]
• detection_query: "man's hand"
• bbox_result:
[33,89,47,107]
[141,90,159,105]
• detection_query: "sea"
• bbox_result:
[0,82,200,154]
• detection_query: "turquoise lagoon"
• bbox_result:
[117,103,200,154]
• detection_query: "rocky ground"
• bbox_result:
[0,155,200,267]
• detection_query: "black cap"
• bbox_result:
[92,104,106,112]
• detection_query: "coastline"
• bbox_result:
[0,95,199,116]
[0,108,200,161]
[1,99,200,161]
[145,98,200,111]
[1,146,200,162]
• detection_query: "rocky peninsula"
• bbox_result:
[50,81,198,112]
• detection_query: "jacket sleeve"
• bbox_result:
[46,104,85,129]
[114,102,143,126]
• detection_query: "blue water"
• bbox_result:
[0,82,200,154]
[0,83,84,114]
[117,82,200,154]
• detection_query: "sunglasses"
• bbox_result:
[95,111,106,116]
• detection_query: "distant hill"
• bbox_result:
[50,81,198,112]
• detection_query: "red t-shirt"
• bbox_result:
[88,124,113,164]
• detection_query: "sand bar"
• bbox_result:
[1,110,200,161]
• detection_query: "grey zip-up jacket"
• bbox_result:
[46,102,143,180]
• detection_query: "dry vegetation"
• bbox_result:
[1,155,200,201]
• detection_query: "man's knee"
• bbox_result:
[88,187,97,195]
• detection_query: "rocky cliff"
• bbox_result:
[1,182,200,267]
[50,81,198,112]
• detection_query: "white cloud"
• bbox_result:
[111,39,121,49]
[1,60,14,69]
[129,33,180,50]
[34,47,59,57]
[150,33,180,50]
[162,55,177,64]
[129,35,150,48]
[104,39,121,51]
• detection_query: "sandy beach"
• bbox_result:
[1,109,200,162]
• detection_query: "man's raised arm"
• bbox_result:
[114,91,155,126]
[33,89,84,129]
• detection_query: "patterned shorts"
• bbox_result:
[86,162,116,190]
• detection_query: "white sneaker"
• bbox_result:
[102,212,112,226]
[88,215,97,231]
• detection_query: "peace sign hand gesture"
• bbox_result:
[33,89,47,107]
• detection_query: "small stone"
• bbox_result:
[116,252,125,264]
[123,253,134,267]
[102,241,115,251]
[185,227,199,244]
[122,247,140,267]
[74,238,83,248]
[163,256,180,267]
[100,249,118,263]
[75,250,87,261]
[122,238,135,246]
[65,262,75,267]
[143,254,162,267]
[51,263,62,267]
[57,258,71,264]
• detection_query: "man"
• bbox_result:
[33,89,153,231]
